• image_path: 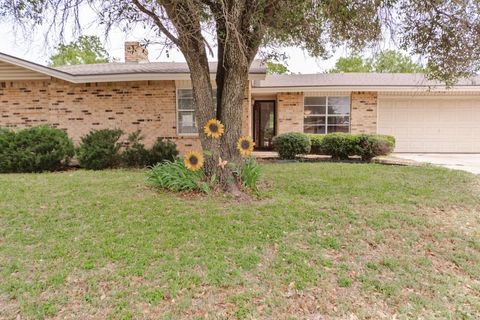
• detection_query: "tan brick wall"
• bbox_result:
[350,91,378,134]
[0,80,50,127]
[0,78,251,154]
[276,92,304,134]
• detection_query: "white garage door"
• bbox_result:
[378,96,480,153]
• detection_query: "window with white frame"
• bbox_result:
[304,96,350,134]
[177,89,216,134]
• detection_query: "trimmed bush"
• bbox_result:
[77,129,123,170]
[307,133,396,161]
[356,134,395,161]
[380,135,396,149]
[307,134,326,154]
[122,131,150,167]
[321,133,359,160]
[122,132,179,168]
[0,126,74,173]
[147,138,179,166]
[272,132,311,160]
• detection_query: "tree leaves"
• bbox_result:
[49,35,111,67]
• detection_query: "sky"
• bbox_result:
[0,11,352,74]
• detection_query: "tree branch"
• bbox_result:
[131,0,179,46]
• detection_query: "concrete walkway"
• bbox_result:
[394,153,480,174]
[253,151,480,174]
[253,151,330,160]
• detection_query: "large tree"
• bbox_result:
[49,35,111,67]
[1,0,480,190]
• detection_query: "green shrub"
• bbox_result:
[147,138,179,166]
[235,157,261,191]
[0,128,16,172]
[272,132,311,160]
[307,134,326,154]
[0,126,74,173]
[121,132,179,168]
[321,133,359,160]
[356,134,395,161]
[380,135,396,149]
[77,129,123,170]
[122,131,150,167]
[146,159,209,193]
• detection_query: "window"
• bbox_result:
[177,89,216,135]
[304,96,350,134]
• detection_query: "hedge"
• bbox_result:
[275,132,396,161]
[272,132,311,159]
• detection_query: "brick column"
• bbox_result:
[350,91,378,134]
[276,92,304,134]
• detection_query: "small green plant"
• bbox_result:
[146,159,209,193]
[234,157,261,191]
[76,129,123,170]
[272,132,311,160]
[0,126,74,173]
[337,276,353,288]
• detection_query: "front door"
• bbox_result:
[253,100,276,149]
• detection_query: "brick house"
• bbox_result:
[2,42,480,153]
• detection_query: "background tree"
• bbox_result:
[2,0,480,191]
[266,61,289,75]
[329,55,372,73]
[329,50,424,73]
[371,50,424,73]
[49,35,111,67]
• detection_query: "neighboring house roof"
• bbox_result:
[0,52,266,83]
[253,73,480,92]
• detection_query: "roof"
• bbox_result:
[55,60,266,76]
[253,73,480,92]
[0,52,266,83]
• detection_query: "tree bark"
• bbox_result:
[161,0,272,191]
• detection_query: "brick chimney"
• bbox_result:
[124,41,149,63]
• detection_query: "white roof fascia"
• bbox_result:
[0,52,266,83]
[251,85,480,93]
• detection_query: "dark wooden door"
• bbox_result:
[253,101,276,149]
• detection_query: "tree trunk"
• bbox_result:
[186,56,249,191]
[162,1,266,192]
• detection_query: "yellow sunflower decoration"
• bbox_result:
[237,136,255,158]
[184,151,204,171]
[204,119,225,139]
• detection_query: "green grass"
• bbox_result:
[0,163,479,319]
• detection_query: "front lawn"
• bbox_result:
[0,163,479,319]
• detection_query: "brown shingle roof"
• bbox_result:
[253,73,480,88]
[55,60,266,76]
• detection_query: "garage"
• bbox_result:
[378,95,480,153]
